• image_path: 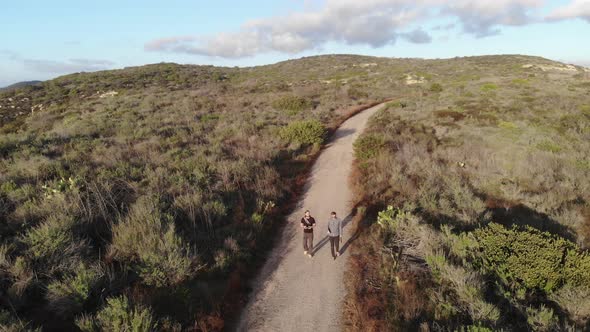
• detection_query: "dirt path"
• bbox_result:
[237,103,385,332]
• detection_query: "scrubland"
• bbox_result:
[0,54,588,331]
[346,56,590,331]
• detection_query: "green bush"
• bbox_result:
[22,214,75,259]
[353,133,384,161]
[75,315,96,332]
[455,324,494,332]
[110,196,195,287]
[472,223,580,293]
[564,249,590,286]
[376,205,417,233]
[347,86,369,100]
[429,83,443,92]
[271,95,311,114]
[46,263,101,316]
[385,101,407,109]
[526,305,557,331]
[279,120,326,146]
[95,296,155,332]
[426,252,500,325]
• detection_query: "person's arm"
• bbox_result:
[327,221,332,236]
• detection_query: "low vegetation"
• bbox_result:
[271,95,312,115]
[345,56,590,331]
[1,54,588,331]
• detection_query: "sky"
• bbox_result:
[1,0,589,87]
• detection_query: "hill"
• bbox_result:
[0,54,589,331]
[0,81,42,92]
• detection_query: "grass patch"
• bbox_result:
[481,83,499,92]
[536,140,562,153]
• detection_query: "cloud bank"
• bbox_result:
[547,0,590,22]
[145,0,557,58]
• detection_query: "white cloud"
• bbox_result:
[443,0,544,37]
[547,0,590,22]
[145,0,546,58]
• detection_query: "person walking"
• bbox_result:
[300,210,316,258]
[327,211,342,260]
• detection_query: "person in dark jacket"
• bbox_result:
[300,210,316,257]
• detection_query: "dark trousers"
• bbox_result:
[303,232,314,252]
[330,236,340,257]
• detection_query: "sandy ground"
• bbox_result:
[236,103,385,332]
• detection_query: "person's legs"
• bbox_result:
[309,232,314,253]
[335,237,340,256]
[303,233,309,252]
[330,236,336,258]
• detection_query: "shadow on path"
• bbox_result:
[312,236,330,256]
[340,208,363,255]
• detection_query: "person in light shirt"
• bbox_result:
[327,211,342,260]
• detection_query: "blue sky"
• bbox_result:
[1,0,589,87]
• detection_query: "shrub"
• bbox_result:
[353,133,384,161]
[497,121,518,130]
[22,214,75,259]
[271,95,311,114]
[75,315,97,332]
[95,296,155,332]
[347,86,369,100]
[279,120,326,146]
[526,305,557,331]
[550,285,590,325]
[536,140,561,153]
[435,110,465,121]
[46,263,101,316]
[559,113,590,135]
[564,249,590,286]
[472,223,575,293]
[6,256,34,297]
[426,253,500,325]
[386,100,408,109]
[429,83,443,92]
[110,196,196,287]
[456,325,494,332]
[376,205,416,233]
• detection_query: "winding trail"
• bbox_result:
[237,103,386,332]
